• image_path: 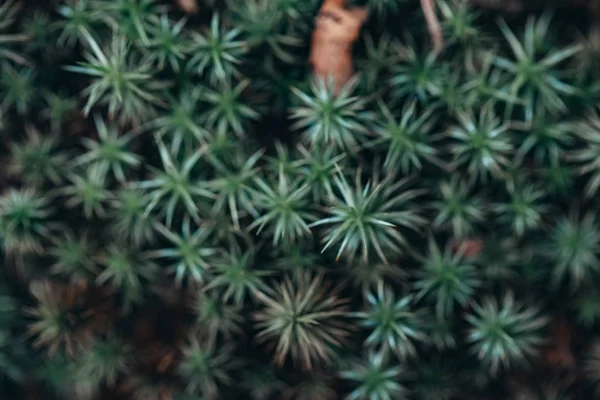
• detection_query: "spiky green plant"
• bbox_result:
[264,141,302,178]
[493,181,549,236]
[413,237,481,320]
[65,31,168,124]
[108,188,158,246]
[56,0,103,48]
[187,13,247,85]
[340,351,408,400]
[206,243,271,306]
[543,211,600,290]
[73,115,142,183]
[36,350,97,399]
[438,0,483,49]
[449,103,514,183]
[199,79,260,136]
[355,33,402,93]
[95,0,167,46]
[513,105,574,167]
[429,176,486,238]
[147,88,210,154]
[22,11,59,58]
[0,329,30,385]
[0,0,29,65]
[194,289,244,340]
[248,166,315,246]
[0,188,54,256]
[296,145,348,202]
[9,125,67,185]
[574,291,600,328]
[79,334,130,387]
[493,12,582,121]
[311,166,425,264]
[59,167,111,219]
[461,51,518,108]
[49,230,97,282]
[146,14,188,72]
[290,76,374,152]
[227,0,301,64]
[356,282,426,359]
[133,141,213,227]
[571,108,600,197]
[253,271,351,369]
[96,244,157,308]
[25,281,94,356]
[206,146,263,229]
[41,91,78,134]
[1,62,36,115]
[465,291,549,375]
[150,217,217,285]
[369,100,442,173]
[178,331,237,398]
[390,37,443,103]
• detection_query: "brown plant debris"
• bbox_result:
[543,318,576,369]
[176,0,198,14]
[421,0,444,54]
[310,0,369,94]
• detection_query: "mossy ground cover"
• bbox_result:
[1,0,600,399]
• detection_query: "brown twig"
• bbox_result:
[421,0,444,54]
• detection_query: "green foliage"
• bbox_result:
[9,125,67,185]
[194,290,244,340]
[449,103,513,183]
[206,241,270,305]
[49,230,97,281]
[96,244,157,308]
[493,12,581,121]
[369,100,442,173]
[134,141,213,227]
[311,166,425,263]
[187,14,247,85]
[0,188,54,256]
[59,167,111,219]
[249,166,315,246]
[178,332,237,398]
[291,76,373,152]
[543,211,600,289]
[150,217,217,285]
[2,1,600,398]
[253,271,351,369]
[148,88,210,154]
[0,0,29,65]
[73,114,142,182]
[199,79,259,136]
[1,63,36,115]
[466,291,548,375]
[413,237,481,320]
[356,282,426,358]
[65,31,168,124]
[79,334,130,387]
[430,176,486,238]
[340,351,408,400]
